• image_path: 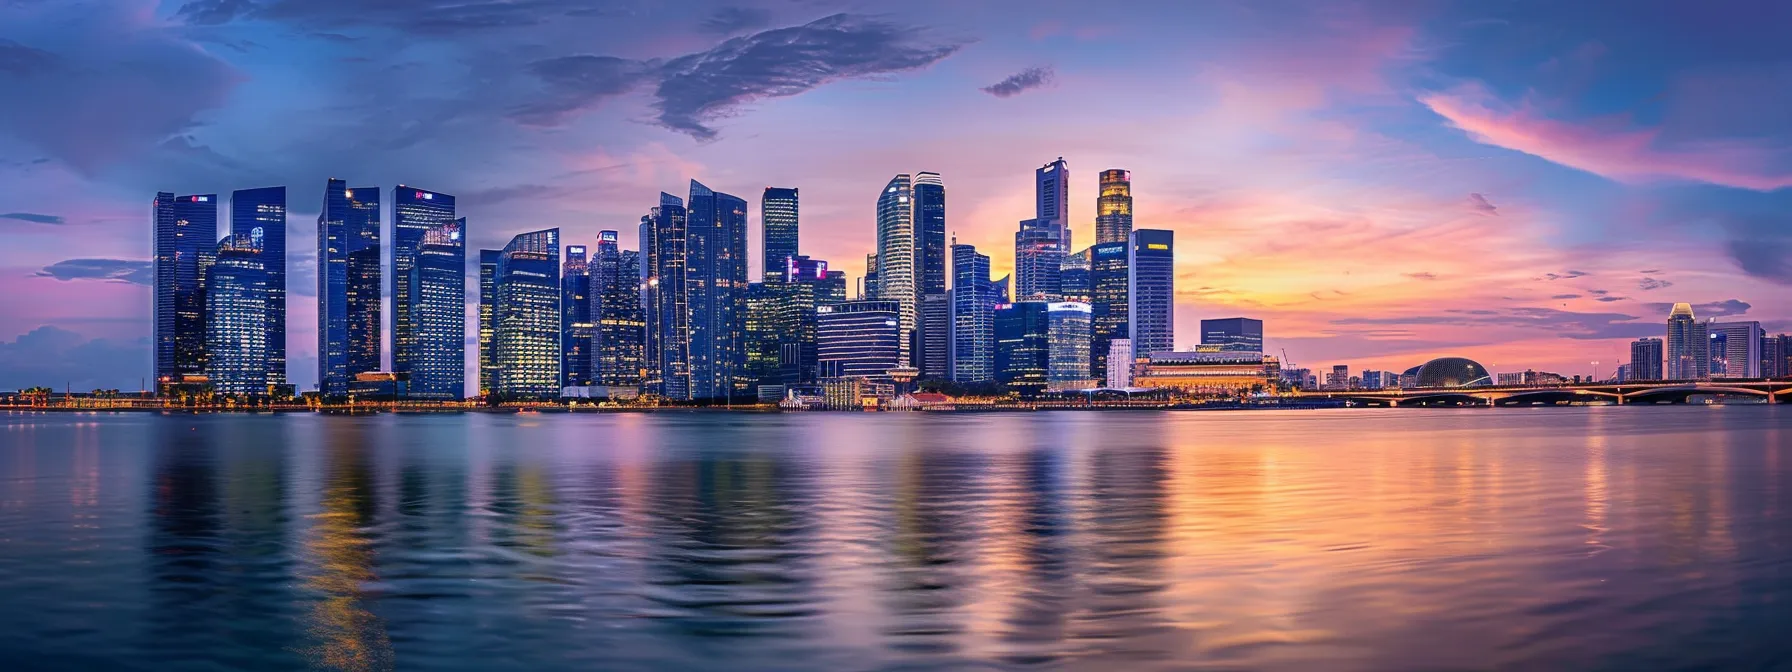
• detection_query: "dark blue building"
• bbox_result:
[317,179,380,396]
[761,187,799,284]
[229,186,286,388]
[409,219,465,399]
[686,180,748,400]
[391,186,456,381]
[562,244,593,387]
[494,229,561,398]
[152,192,217,387]
[913,172,948,379]
[995,301,1050,397]
[1128,229,1175,358]
[644,193,690,399]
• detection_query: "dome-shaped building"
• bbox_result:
[1413,357,1492,388]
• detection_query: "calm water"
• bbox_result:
[1,408,1789,671]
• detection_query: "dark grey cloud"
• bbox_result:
[251,0,629,35]
[1541,270,1588,281]
[511,55,651,126]
[0,38,58,75]
[1335,305,1661,340]
[175,0,255,25]
[1550,293,1579,300]
[1641,299,1751,319]
[654,13,964,139]
[1467,192,1497,214]
[1403,272,1438,280]
[0,326,148,391]
[35,258,152,285]
[1637,277,1673,291]
[981,66,1055,98]
[1728,238,1792,285]
[1595,296,1625,302]
[0,212,63,224]
[700,6,772,35]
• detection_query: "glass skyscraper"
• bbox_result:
[478,249,500,396]
[229,187,286,388]
[686,181,749,399]
[1201,317,1263,352]
[817,300,901,380]
[494,229,561,398]
[316,179,380,396]
[562,245,593,387]
[1709,321,1763,378]
[950,242,994,383]
[875,174,917,366]
[592,232,645,387]
[1666,303,1708,381]
[761,187,799,284]
[1089,241,1129,386]
[1630,337,1664,381]
[204,233,266,395]
[1128,229,1175,358]
[1036,157,1071,250]
[391,186,455,381]
[1095,169,1133,245]
[1047,302,1093,389]
[1059,247,1091,303]
[152,192,217,386]
[644,194,690,399]
[1014,218,1064,300]
[995,301,1050,397]
[913,172,948,378]
[409,219,465,399]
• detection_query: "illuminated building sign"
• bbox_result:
[1147,243,1169,250]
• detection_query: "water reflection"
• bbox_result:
[299,421,392,672]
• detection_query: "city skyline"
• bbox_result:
[5,1,1792,390]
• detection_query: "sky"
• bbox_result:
[2,0,1791,391]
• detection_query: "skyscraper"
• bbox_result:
[410,219,465,399]
[1107,338,1134,388]
[995,301,1050,397]
[1036,157,1070,250]
[1047,302,1093,389]
[816,300,901,380]
[316,180,379,396]
[562,244,593,387]
[1095,169,1133,245]
[592,231,646,388]
[152,192,217,387]
[1201,318,1263,352]
[1128,229,1175,358]
[1059,247,1091,304]
[913,172,948,378]
[644,193,690,399]
[1014,218,1064,299]
[1763,334,1789,379]
[391,186,455,379]
[1089,241,1129,385]
[950,242,995,383]
[1666,303,1708,381]
[478,249,500,396]
[1630,337,1663,381]
[686,181,750,399]
[230,186,286,388]
[1709,321,1763,378]
[493,229,561,398]
[204,233,266,395]
[762,187,799,284]
[875,174,917,365]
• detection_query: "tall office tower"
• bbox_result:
[1666,303,1709,381]
[561,245,593,387]
[861,253,879,299]
[995,301,1051,397]
[391,186,455,378]
[1763,334,1789,379]
[478,249,500,396]
[230,187,286,387]
[1060,247,1091,303]
[592,231,646,387]
[204,233,267,395]
[1047,302,1093,389]
[744,283,780,389]
[950,242,995,383]
[1095,169,1133,245]
[912,172,948,377]
[1709,321,1764,378]
[638,214,660,392]
[686,181,750,399]
[1014,218,1064,299]
[1089,241,1129,385]
[875,174,918,365]
[1128,229,1175,358]
[152,192,218,386]
[410,220,465,399]
[819,270,849,305]
[816,300,902,380]
[316,180,380,396]
[1036,157,1071,250]
[1630,337,1664,381]
[1107,338,1134,388]
[493,229,561,398]
[780,256,834,383]
[762,187,799,283]
[1201,317,1264,352]
[990,274,1011,303]
[644,193,691,399]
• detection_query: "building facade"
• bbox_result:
[817,300,901,380]
[1047,302,1093,389]
[230,187,286,388]
[478,249,500,396]
[153,192,218,387]
[761,187,799,284]
[1036,157,1070,250]
[1095,169,1133,245]
[913,172,948,378]
[1106,338,1134,388]
[493,229,561,398]
[1128,229,1175,358]
[1709,321,1763,378]
[1201,317,1263,352]
[950,242,995,383]
[1089,241,1129,386]
[1666,303,1709,381]
[644,193,691,399]
[685,181,749,399]
[995,301,1050,397]
[316,180,380,396]
[1014,218,1064,300]
[592,232,645,388]
[875,174,917,366]
[1630,337,1664,381]
[391,186,455,383]
[204,234,266,395]
[561,244,593,387]
[409,220,465,399]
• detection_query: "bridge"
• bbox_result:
[1297,380,1792,407]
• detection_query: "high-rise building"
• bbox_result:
[391,186,455,378]
[1128,229,1175,358]
[1201,318,1264,352]
[152,192,217,387]
[493,229,560,398]
[1666,303,1708,381]
[1709,321,1763,378]
[1036,157,1070,250]
[1327,365,1351,390]
[875,174,917,365]
[1060,247,1091,304]
[1014,218,1064,299]
[1089,241,1129,386]
[478,249,500,396]
[1095,169,1133,245]
[744,283,780,389]
[1107,338,1134,388]
[1629,337,1664,381]
[1047,301,1093,389]
[592,232,645,388]
[316,180,379,396]
[995,301,1050,397]
[1763,334,1788,379]
[862,253,879,300]
[686,181,749,399]
[950,242,995,383]
[561,244,593,387]
[817,300,901,380]
[410,219,465,399]
[761,187,799,284]
[990,274,1011,304]
[644,193,691,399]
[913,173,948,378]
[204,233,266,395]
[229,187,286,388]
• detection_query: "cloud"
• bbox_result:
[1421,83,1792,191]
[0,326,148,391]
[35,259,153,285]
[251,0,616,35]
[700,6,772,35]
[1467,192,1497,215]
[653,13,964,140]
[1637,277,1673,291]
[1550,294,1580,300]
[981,66,1055,98]
[1403,272,1438,281]
[0,38,58,76]
[1334,305,1663,341]
[1727,238,1792,285]
[175,0,256,25]
[1640,299,1752,319]
[511,55,651,126]
[1541,270,1588,281]
[0,212,63,224]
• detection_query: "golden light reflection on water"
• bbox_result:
[298,426,392,672]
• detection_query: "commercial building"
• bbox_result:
[1709,321,1763,378]
[229,186,286,388]
[316,180,380,396]
[761,187,799,284]
[1106,338,1134,388]
[1128,229,1175,358]
[1089,241,1129,386]
[950,242,995,383]
[1201,317,1263,352]
[478,249,500,396]
[592,233,645,387]
[1630,337,1664,381]
[1036,157,1071,250]
[390,186,455,383]
[408,220,465,399]
[643,193,690,399]
[205,234,267,395]
[153,192,218,388]
[1014,218,1064,300]
[874,174,917,366]
[817,300,901,380]
[1132,351,1275,394]
[1666,303,1709,381]
[913,172,948,379]
[1060,247,1091,303]
[686,180,749,399]
[1095,169,1133,245]
[1764,334,1789,379]
[493,229,561,398]
[995,301,1050,397]
[561,244,593,387]
[1047,302,1093,390]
